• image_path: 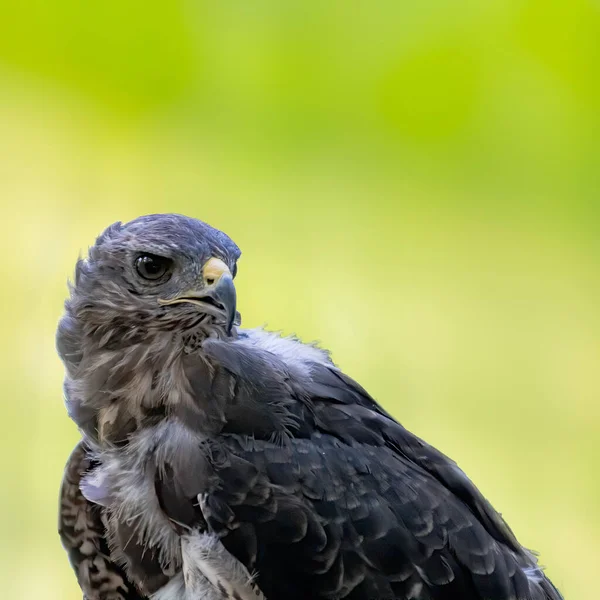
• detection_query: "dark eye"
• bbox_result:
[135,254,172,281]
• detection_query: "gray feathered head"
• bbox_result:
[63,214,240,348]
[56,214,242,441]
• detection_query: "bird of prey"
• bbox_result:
[58,213,563,600]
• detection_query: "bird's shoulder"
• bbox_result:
[196,327,520,556]
[171,329,562,599]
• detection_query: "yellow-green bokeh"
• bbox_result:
[0,2,598,599]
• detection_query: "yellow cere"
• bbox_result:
[203,258,231,284]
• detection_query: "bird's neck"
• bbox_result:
[58,307,223,445]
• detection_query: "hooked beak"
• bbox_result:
[158,258,237,335]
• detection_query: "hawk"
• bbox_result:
[58,214,563,600]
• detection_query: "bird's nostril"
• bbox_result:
[205,277,215,285]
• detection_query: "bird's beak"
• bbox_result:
[209,271,237,334]
[158,258,237,335]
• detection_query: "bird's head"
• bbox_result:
[62,214,241,353]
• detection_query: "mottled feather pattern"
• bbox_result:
[59,442,145,600]
[61,439,261,600]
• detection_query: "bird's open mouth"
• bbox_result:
[158,296,225,312]
[183,296,224,310]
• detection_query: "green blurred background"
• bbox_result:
[0,1,598,598]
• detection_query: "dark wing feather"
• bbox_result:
[59,441,147,600]
[198,435,496,599]
[156,337,563,600]
[308,363,522,553]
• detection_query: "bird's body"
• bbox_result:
[58,214,563,600]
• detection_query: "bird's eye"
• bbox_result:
[135,254,172,281]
